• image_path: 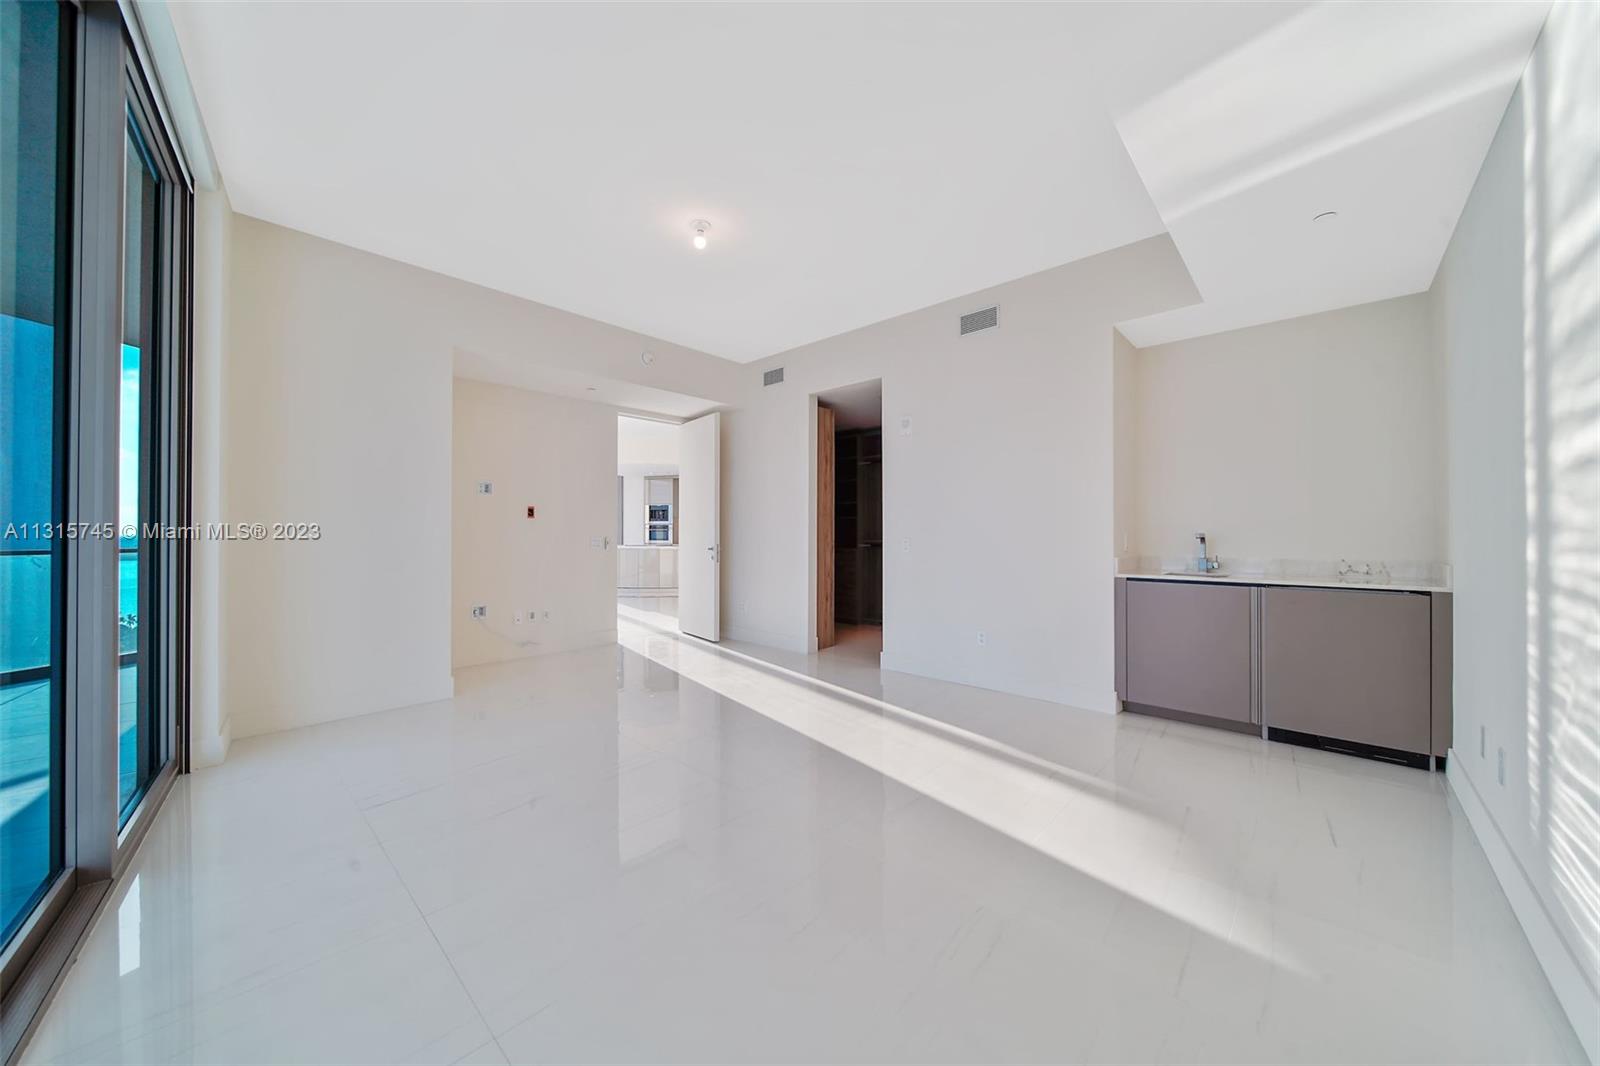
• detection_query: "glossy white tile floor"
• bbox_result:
[20,608,1583,1064]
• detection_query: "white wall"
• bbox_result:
[219,216,737,738]
[452,379,617,669]
[725,235,1200,710]
[1432,3,1600,1053]
[620,474,646,546]
[1126,295,1445,564]
[1111,329,1138,559]
[617,416,680,466]
[189,182,232,767]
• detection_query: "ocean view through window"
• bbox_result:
[0,0,65,949]
[117,106,160,823]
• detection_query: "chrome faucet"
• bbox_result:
[1195,532,1219,572]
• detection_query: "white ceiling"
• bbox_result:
[1098,1,1549,346]
[169,2,1162,362]
[172,2,1548,360]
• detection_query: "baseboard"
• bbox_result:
[191,712,232,769]
[1446,754,1598,1063]
[878,650,1115,715]
[721,623,808,654]
[454,629,616,671]
[231,673,457,741]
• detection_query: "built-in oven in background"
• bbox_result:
[647,503,673,543]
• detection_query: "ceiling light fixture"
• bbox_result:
[690,219,711,250]
[1313,210,1339,222]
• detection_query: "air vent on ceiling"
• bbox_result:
[763,367,785,386]
[960,305,999,336]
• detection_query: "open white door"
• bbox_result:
[678,411,721,641]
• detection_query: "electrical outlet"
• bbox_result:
[513,611,524,624]
[976,631,986,647]
[476,481,493,495]
[1497,748,1505,786]
[543,610,551,621]
[471,605,487,619]
[528,607,537,622]
[901,538,911,553]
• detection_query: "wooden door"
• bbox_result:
[817,404,837,649]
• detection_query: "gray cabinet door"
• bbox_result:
[1125,581,1253,723]
[1260,587,1430,753]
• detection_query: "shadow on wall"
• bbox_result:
[1521,0,1600,1003]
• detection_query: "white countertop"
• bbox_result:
[1116,570,1450,594]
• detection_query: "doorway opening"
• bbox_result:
[617,414,681,628]
[616,410,721,642]
[816,380,882,655]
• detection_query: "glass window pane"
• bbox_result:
[118,111,160,824]
[0,0,65,946]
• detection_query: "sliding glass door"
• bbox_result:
[120,104,163,823]
[1,2,191,1056]
[0,0,68,949]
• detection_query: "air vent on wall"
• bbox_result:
[763,367,785,386]
[960,305,999,336]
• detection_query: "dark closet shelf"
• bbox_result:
[834,427,883,626]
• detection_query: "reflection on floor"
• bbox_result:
[1,665,138,938]
[613,594,885,682]
[19,618,1583,1064]
[616,591,680,627]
